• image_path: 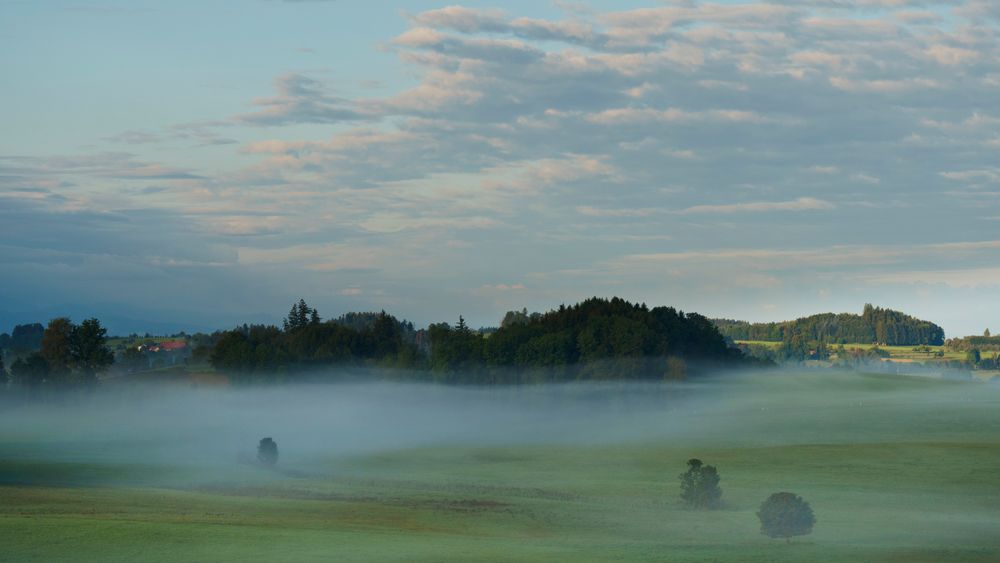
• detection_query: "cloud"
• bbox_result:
[6,1,1000,334]
[808,165,840,174]
[829,76,943,93]
[861,268,1000,288]
[0,153,204,183]
[585,107,785,125]
[576,206,657,218]
[940,169,1000,183]
[234,73,369,125]
[410,6,606,48]
[680,198,835,214]
[477,283,526,292]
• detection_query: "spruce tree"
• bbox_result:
[296,299,309,328]
[284,299,317,332]
[283,303,298,332]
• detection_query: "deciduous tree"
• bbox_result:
[40,317,75,379]
[679,458,722,508]
[10,353,49,390]
[73,318,114,384]
[257,437,278,466]
[757,492,816,542]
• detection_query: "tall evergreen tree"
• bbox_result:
[296,299,309,328]
[284,299,319,332]
[283,303,297,332]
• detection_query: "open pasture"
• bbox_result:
[2,372,999,562]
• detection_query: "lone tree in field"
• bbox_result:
[257,437,279,466]
[757,492,816,542]
[679,458,722,508]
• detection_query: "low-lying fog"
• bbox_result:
[2,370,998,484]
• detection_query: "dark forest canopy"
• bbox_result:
[0,323,45,354]
[712,304,945,346]
[3,318,113,392]
[207,297,750,384]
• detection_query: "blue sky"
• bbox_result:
[2,0,999,336]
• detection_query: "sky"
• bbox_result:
[1,0,999,337]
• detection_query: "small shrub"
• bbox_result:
[257,437,279,466]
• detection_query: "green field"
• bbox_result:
[2,373,999,562]
[736,341,970,362]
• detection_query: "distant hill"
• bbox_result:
[453,296,748,375]
[209,297,750,384]
[712,304,945,346]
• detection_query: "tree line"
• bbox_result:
[207,307,422,382]
[207,297,751,384]
[951,331,1000,371]
[946,332,1000,352]
[0,318,113,394]
[0,323,45,355]
[713,304,945,346]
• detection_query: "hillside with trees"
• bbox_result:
[428,297,746,383]
[946,332,1000,352]
[713,305,945,346]
[208,307,421,382]
[207,297,748,384]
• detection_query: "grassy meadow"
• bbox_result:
[1,372,999,562]
[736,340,971,362]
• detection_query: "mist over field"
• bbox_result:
[6,0,1000,559]
[3,371,1000,561]
[2,371,997,483]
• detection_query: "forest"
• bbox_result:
[3,300,990,391]
[206,297,748,384]
[712,304,945,346]
[946,333,1000,352]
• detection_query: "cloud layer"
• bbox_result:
[2,1,999,335]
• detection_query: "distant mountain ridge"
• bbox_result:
[712,304,945,346]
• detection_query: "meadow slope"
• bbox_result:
[1,373,998,562]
